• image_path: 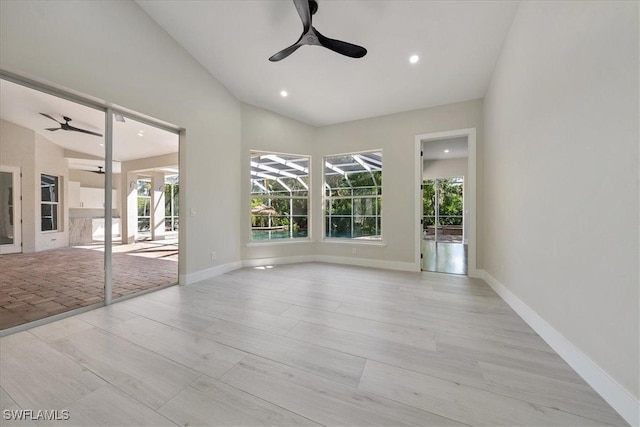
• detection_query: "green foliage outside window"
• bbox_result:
[324,154,382,239]
[423,178,463,228]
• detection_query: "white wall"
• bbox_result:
[423,157,467,180]
[239,102,482,270]
[0,0,242,278]
[69,169,119,190]
[0,119,36,252]
[0,119,70,252]
[241,103,316,262]
[483,0,639,413]
[314,100,483,268]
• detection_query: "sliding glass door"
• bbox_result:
[0,75,179,332]
[422,177,464,243]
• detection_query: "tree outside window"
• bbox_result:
[250,152,310,241]
[324,151,382,240]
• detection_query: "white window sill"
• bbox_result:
[247,239,313,247]
[321,238,386,247]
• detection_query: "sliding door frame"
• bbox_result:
[0,70,181,309]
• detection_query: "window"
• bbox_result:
[164,175,179,232]
[250,152,309,241]
[41,174,60,232]
[137,179,151,232]
[324,151,382,240]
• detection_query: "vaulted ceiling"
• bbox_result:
[137,0,519,126]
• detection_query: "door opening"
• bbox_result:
[0,166,21,254]
[422,177,467,274]
[419,134,470,275]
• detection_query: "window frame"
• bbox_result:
[40,173,61,233]
[323,150,383,242]
[250,151,311,243]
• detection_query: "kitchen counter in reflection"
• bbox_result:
[69,218,121,245]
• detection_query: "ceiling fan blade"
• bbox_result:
[68,125,103,137]
[269,39,304,62]
[45,127,61,131]
[292,0,311,33]
[40,113,61,123]
[315,28,367,58]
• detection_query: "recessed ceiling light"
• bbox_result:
[409,54,419,64]
[138,132,144,137]
[280,90,288,98]
[444,149,450,153]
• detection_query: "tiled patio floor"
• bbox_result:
[0,242,178,330]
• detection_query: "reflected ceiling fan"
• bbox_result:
[39,113,103,137]
[269,0,367,62]
[87,166,106,175]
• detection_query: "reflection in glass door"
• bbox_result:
[111,114,179,302]
[0,166,21,254]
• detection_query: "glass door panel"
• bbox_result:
[437,178,464,243]
[111,114,179,301]
[422,177,467,274]
[0,77,106,330]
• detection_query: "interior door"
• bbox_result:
[0,165,22,254]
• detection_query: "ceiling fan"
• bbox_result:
[269,0,367,62]
[39,113,103,137]
[86,166,105,175]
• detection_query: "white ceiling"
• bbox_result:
[422,136,468,160]
[0,79,178,163]
[137,0,519,126]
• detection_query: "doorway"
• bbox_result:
[422,177,467,274]
[0,166,21,254]
[415,129,477,276]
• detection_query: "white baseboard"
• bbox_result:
[241,255,316,268]
[481,270,639,426]
[180,261,242,285]
[315,255,419,272]
[181,255,419,286]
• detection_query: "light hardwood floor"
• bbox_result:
[0,263,627,426]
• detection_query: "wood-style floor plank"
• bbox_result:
[0,387,37,427]
[285,321,486,388]
[0,262,627,426]
[198,318,367,387]
[281,304,438,351]
[37,386,178,427]
[478,360,626,425]
[158,374,321,426]
[358,360,612,426]
[49,328,201,410]
[105,316,248,379]
[0,333,106,411]
[29,317,94,343]
[220,355,465,426]
[142,285,300,335]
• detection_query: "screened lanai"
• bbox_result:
[250,151,382,241]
